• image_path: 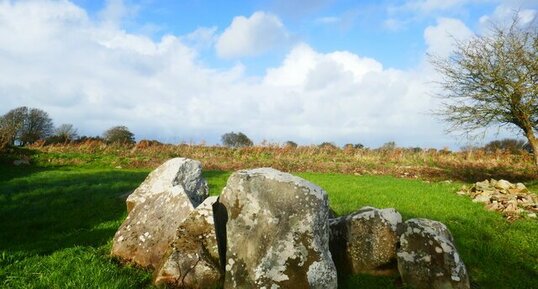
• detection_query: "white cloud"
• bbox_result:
[98,0,139,28]
[182,26,218,50]
[0,1,482,148]
[424,18,474,58]
[479,4,537,31]
[216,11,289,59]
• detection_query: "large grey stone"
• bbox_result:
[329,206,402,276]
[218,168,337,289]
[154,196,222,289]
[111,158,209,268]
[126,158,208,212]
[397,218,469,289]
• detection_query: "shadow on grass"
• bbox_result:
[0,165,149,255]
[441,164,538,183]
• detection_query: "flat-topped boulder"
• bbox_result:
[111,158,209,268]
[217,168,338,289]
[397,218,470,289]
[330,206,402,276]
[154,196,222,289]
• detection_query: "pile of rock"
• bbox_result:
[111,158,470,289]
[457,179,537,220]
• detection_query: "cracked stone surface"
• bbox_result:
[218,168,337,289]
[397,218,470,289]
[330,206,402,276]
[111,158,209,268]
[154,196,222,289]
[126,158,208,212]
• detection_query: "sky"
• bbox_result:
[0,0,537,148]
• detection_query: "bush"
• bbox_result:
[283,141,298,148]
[379,141,396,150]
[484,139,530,154]
[103,126,135,145]
[318,142,338,149]
[221,132,253,148]
[344,143,365,149]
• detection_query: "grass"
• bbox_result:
[0,151,537,288]
[26,143,538,182]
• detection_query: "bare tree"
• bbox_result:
[431,15,538,164]
[0,106,54,146]
[0,106,27,146]
[50,124,78,144]
[19,108,54,145]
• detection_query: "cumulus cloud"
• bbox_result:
[0,1,477,147]
[479,4,537,31]
[424,18,474,58]
[216,11,290,59]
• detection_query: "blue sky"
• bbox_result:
[0,0,537,148]
[71,0,497,71]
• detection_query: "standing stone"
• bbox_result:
[154,196,222,289]
[397,218,470,289]
[329,206,402,276]
[126,158,208,212]
[111,158,209,268]
[218,168,337,289]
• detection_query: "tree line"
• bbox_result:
[0,106,532,156]
[0,106,136,149]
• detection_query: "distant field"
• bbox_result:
[1,153,537,288]
[13,143,538,183]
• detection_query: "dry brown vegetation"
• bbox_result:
[26,141,538,182]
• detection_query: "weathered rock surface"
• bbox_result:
[154,196,222,289]
[111,158,209,268]
[218,168,337,289]
[457,179,537,220]
[397,218,469,289]
[126,158,208,212]
[329,206,402,276]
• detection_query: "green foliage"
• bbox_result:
[221,131,253,148]
[103,126,135,145]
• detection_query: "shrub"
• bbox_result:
[103,126,135,145]
[484,139,530,154]
[221,132,253,148]
[344,143,365,149]
[283,141,298,148]
[318,142,338,149]
[379,141,396,150]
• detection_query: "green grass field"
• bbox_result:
[1,163,537,288]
